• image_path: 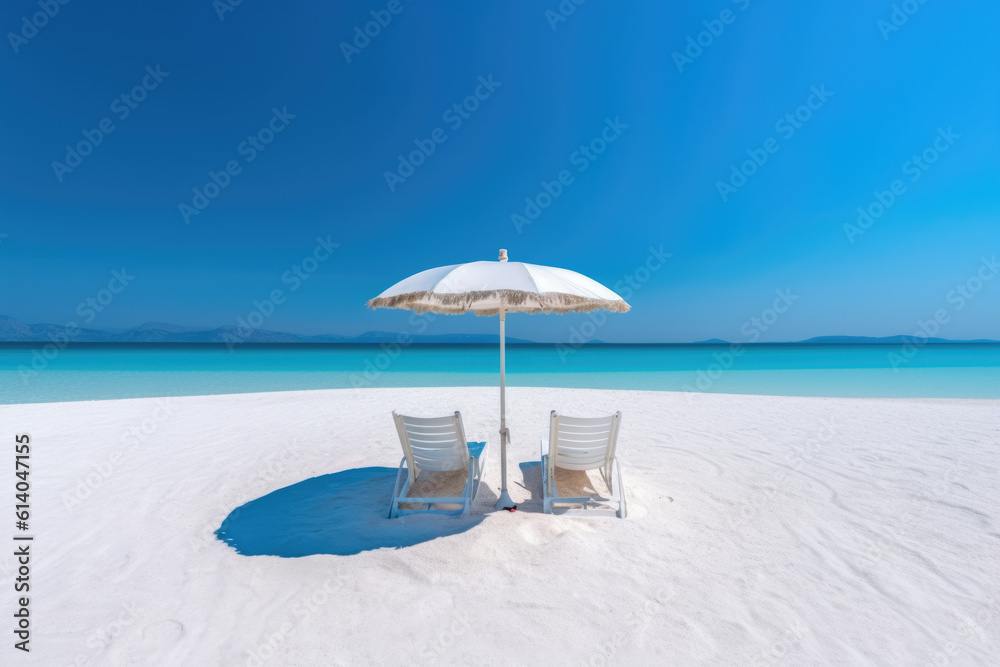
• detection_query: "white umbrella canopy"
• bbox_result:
[367,255,630,316]
[367,249,630,510]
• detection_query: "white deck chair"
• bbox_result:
[389,411,488,519]
[541,410,626,518]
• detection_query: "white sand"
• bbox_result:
[2,387,998,665]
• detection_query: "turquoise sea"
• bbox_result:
[1,343,998,404]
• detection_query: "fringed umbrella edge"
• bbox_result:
[366,289,631,316]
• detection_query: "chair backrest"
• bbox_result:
[393,411,470,482]
[548,411,622,474]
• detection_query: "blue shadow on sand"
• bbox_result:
[215,467,484,557]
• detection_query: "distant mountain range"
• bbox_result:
[799,335,998,344]
[694,335,999,345]
[0,316,534,345]
[0,316,995,345]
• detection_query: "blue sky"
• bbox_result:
[1,0,998,343]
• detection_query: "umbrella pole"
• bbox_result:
[494,302,515,510]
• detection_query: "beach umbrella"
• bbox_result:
[367,249,630,511]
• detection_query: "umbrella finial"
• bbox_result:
[498,248,508,262]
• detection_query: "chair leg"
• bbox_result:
[389,458,410,519]
[612,460,627,519]
[541,441,552,514]
[461,456,475,517]
[542,455,552,514]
